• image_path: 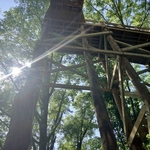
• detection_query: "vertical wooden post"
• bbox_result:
[118,56,128,138]
[110,57,119,89]
[104,35,110,88]
[82,31,118,149]
[146,106,150,135]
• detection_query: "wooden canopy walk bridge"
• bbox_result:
[3,0,150,150]
[39,0,150,149]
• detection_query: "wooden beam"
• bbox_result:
[50,60,100,73]
[40,44,150,58]
[85,19,150,32]
[122,42,150,52]
[82,26,118,149]
[146,106,150,135]
[115,40,150,54]
[44,83,110,92]
[123,68,150,81]
[42,31,113,42]
[48,59,107,87]
[127,105,146,146]
[124,91,140,98]
[118,56,128,138]
[44,82,140,98]
[110,58,119,89]
[104,27,150,106]
[104,35,110,88]
[48,59,88,78]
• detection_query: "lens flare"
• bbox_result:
[0,26,91,81]
[12,67,21,76]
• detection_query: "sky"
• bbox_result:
[0,0,17,18]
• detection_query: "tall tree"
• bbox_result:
[59,92,99,150]
[2,0,50,149]
[0,0,150,149]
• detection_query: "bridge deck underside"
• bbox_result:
[40,0,150,66]
[41,18,150,66]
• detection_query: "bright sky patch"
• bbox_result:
[12,67,21,76]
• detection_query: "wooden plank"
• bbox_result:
[123,68,150,81]
[44,82,141,98]
[44,83,110,92]
[115,40,150,54]
[122,42,150,52]
[85,19,150,32]
[38,43,150,58]
[146,106,150,135]
[124,91,140,98]
[110,58,119,89]
[104,35,110,88]
[50,60,100,73]
[127,105,146,146]
[118,56,128,138]
[42,31,113,42]
[81,26,118,149]
[104,27,150,105]
[48,59,107,87]
[48,59,88,78]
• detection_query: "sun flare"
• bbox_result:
[12,67,21,76]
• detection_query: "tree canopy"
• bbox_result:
[0,0,150,149]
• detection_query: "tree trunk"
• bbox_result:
[3,5,52,149]
[77,142,82,150]
[84,51,118,150]
[3,63,42,150]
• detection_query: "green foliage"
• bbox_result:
[0,0,150,149]
[84,0,150,27]
[58,92,100,150]
[82,136,102,150]
[144,135,150,150]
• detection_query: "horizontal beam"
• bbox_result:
[45,83,110,92]
[64,45,150,58]
[39,42,150,58]
[43,31,113,42]
[48,59,106,87]
[44,83,140,98]
[122,42,150,52]
[48,59,88,79]
[50,60,100,73]
[85,19,150,32]
[124,91,140,98]
[115,40,150,54]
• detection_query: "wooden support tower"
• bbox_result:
[4,0,150,149]
[37,0,150,149]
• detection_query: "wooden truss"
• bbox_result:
[40,28,150,148]
[3,1,150,149]
[38,0,150,148]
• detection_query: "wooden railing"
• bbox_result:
[86,20,150,32]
